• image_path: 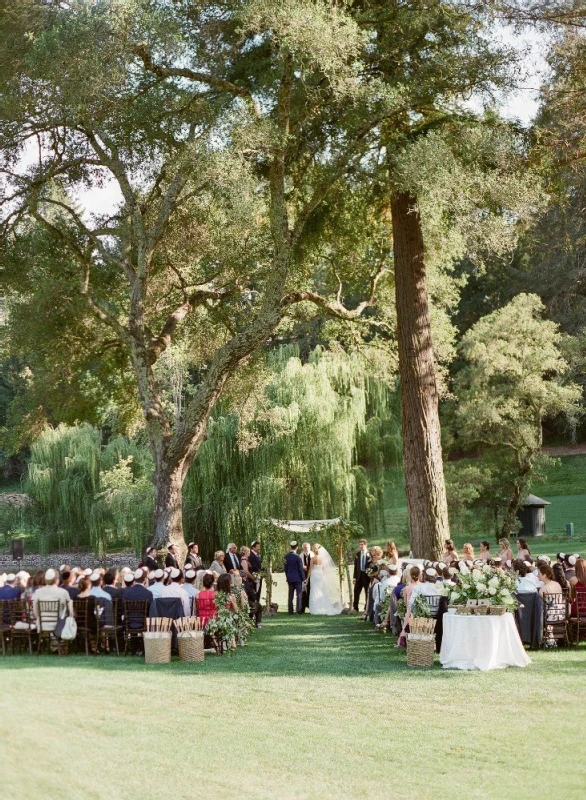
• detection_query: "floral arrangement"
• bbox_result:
[396,597,407,619]
[443,564,518,610]
[204,591,237,653]
[411,594,434,618]
[230,587,254,643]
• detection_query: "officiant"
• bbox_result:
[301,542,313,613]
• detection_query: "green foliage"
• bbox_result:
[411,595,433,619]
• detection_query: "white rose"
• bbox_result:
[477,584,487,594]
[460,564,470,575]
[451,591,460,601]
[488,576,499,588]
[472,570,483,582]
[482,565,492,574]
[488,587,496,596]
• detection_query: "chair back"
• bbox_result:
[73,599,95,631]
[37,600,61,633]
[543,591,568,623]
[576,586,586,617]
[123,600,149,632]
[425,594,442,619]
[96,597,114,627]
[1,599,9,629]
[150,597,183,619]
[8,600,35,627]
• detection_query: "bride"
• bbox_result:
[308,543,342,616]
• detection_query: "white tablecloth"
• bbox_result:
[440,613,532,671]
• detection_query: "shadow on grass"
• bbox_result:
[1,614,583,678]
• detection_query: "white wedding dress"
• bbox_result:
[309,546,342,616]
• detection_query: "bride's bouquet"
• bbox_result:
[443,563,518,611]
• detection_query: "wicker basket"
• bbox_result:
[177,631,205,662]
[143,631,172,664]
[489,605,507,615]
[406,634,435,667]
[456,606,473,615]
[473,605,489,615]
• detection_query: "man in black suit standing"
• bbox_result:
[249,540,263,602]
[165,544,179,569]
[145,547,159,571]
[284,541,305,615]
[353,539,372,613]
[300,542,312,613]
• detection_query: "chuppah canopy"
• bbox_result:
[269,518,342,534]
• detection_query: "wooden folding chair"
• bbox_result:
[123,600,149,655]
[542,590,569,647]
[36,600,63,654]
[8,600,36,655]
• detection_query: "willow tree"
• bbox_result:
[1,1,392,554]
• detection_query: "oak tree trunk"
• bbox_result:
[391,190,450,560]
[152,461,186,560]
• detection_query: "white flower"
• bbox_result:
[488,587,497,596]
[451,591,460,601]
[472,570,483,582]
[488,576,499,588]
[482,564,492,574]
[477,584,488,594]
[460,563,470,576]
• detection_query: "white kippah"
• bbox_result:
[153,569,164,579]
[568,555,577,566]
[45,568,57,581]
[426,568,437,577]
[83,568,93,576]
[559,553,566,559]
[90,571,101,582]
[185,570,196,579]
[7,573,16,582]
[123,573,134,583]
[134,568,145,580]
[170,568,181,579]
[437,562,446,570]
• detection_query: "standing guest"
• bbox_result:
[165,544,179,569]
[60,570,79,599]
[249,540,263,604]
[149,569,166,598]
[185,542,203,570]
[569,557,586,616]
[32,569,73,627]
[442,539,459,562]
[478,541,491,562]
[161,568,190,616]
[225,543,241,574]
[122,568,153,603]
[462,543,475,561]
[197,573,218,625]
[239,547,257,599]
[145,547,159,571]
[370,546,383,564]
[0,574,22,600]
[300,542,313,613]
[89,571,112,604]
[498,538,514,564]
[284,541,305,615]
[516,538,531,560]
[385,541,399,565]
[210,551,227,575]
[538,563,563,597]
[102,570,123,600]
[353,539,372,613]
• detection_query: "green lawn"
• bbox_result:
[1,611,585,800]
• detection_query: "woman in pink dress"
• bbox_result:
[498,538,514,566]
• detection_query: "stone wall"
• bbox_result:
[0,551,139,572]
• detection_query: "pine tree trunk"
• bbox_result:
[391,190,450,560]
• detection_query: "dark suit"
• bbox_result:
[185,552,203,570]
[353,551,372,611]
[165,553,178,569]
[284,551,305,614]
[122,584,153,603]
[103,585,123,601]
[145,556,159,571]
[62,584,79,599]
[225,551,241,572]
[248,550,263,602]
[301,551,312,612]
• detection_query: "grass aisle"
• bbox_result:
[1,614,585,799]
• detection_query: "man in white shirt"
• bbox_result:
[409,568,442,608]
[160,568,191,617]
[149,569,166,598]
[89,572,112,604]
[182,569,199,602]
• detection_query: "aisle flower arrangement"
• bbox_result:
[443,564,518,610]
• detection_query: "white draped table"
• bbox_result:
[439,613,532,671]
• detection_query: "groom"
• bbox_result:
[284,540,306,615]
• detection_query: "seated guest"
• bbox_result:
[516,538,531,561]
[75,576,99,637]
[145,547,159,571]
[462,543,475,561]
[122,568,153,603]
[570,557,586,616]
[149,569,166,598]
[185,542,203,570]
[0,573,22,600]
[552,563,568,593]
[383,564,401,590]
[102,569,123,600]
[403,566,421,609]
[24,570,45,602]
[32,569,73,628]
[564,554,577,581]
[410,568,442,606]
[217,573,239,612]
[514,560,538,593]
[538,563,563,597]
[442,539,459,563]
[478,541,491,562]
[183,569,199,600]
[160,568,191,617]
[60,570,79,599]
[89,571,112,604]
[393,565,413,600]
[210,551,227,575]
[197,573,218,624]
